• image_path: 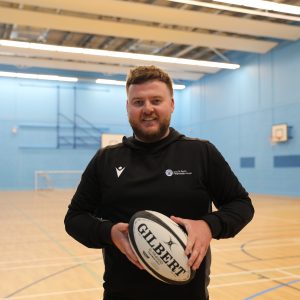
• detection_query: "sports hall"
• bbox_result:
[0,1,299,299]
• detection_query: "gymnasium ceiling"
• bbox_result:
[0,0,299,83]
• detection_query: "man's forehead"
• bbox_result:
[127,80,171,96]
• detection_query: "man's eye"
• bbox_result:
[134,100,143,106]
[152,99,161,105]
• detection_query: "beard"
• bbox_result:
[129,115,171,143]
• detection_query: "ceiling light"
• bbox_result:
[213,0,300,15]
[0,71,78,82]
[173,84,186,90]
[96,79,126,86]
[0,40,240,70]
[167,0,300,21]
[96,79,186,90]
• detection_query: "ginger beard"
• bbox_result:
[128,112,171,143]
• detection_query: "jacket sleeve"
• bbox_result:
[64,150,114,248]
[200,142,254,239]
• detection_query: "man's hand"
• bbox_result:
[111,222,144,270]
[170,216,212,271]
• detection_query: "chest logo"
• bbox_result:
[116,166,126,178]
[165,169,174,177]
[165,169,192,176]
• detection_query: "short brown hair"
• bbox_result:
[126,65,173,96]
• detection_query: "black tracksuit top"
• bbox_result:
[65,128,254,300]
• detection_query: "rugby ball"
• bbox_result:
[128,210,195,285]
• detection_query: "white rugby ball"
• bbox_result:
[128,210,195,285]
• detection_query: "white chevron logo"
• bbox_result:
[116,166,126,178]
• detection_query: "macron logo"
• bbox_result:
[116,166,126,178]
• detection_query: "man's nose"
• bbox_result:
[143,102,154,114]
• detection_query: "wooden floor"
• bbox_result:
[0,191,299,300]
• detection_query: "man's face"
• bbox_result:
[126,80,174,143]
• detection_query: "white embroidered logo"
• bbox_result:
[165,169,192,176]
[165,169,174,177]
[116,166,126,178]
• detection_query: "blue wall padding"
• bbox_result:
[274,155,300,168]
[240,157,255,168]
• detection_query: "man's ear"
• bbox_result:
[171,97,175,112]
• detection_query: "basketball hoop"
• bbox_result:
[271,124,288,144]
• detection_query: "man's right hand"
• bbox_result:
[111,222,144,270]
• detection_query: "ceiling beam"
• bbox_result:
[0,7,277,53]
[0,45,220,73]
[0,55,203,81]
[0,55,204,81]
[2,0,300,40]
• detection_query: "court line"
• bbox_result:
[212,240,300,252]
[261,216,300,225]
[8,277,298,300]
[211,265,300,278]
[209,275,298,288]
[279,269,300,278]
[0,287,101,299]
[0,259,102,271]
[243,278,300,299]
[0,254,101,265]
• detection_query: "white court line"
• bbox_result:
[0,259,102,271]
[0,254,101,265]
[213,237,300,248]
[212,237,300,247]
[1,276,299,298]
[212,241,300,252]
[261,216,300,225]
[0,287,101,299]
[209,275,299,288]
[211,265,300,278]
[278,269,300,278]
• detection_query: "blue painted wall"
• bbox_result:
[177,40,300,196]
[0,78,182,190]
[1,40,300,194]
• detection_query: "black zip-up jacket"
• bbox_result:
[64,128,254,300]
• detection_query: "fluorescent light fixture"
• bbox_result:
[0,71,78,82]
[167,0,300,21]
[0,40,240,70]
[96,78,186,90]
[96,79,126,86]
[213,0,300,15]
[173,84,186,90]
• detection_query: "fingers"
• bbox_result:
[111,222,144,270]
[171,216,193,255]
[187,242,207,270]
[123,239,144,270]
[171,216,211,271]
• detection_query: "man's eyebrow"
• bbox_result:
[131,97,143,101]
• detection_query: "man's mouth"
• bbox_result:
[143,117,156,121]
[142,114,158,121]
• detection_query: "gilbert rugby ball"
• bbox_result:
[128,210,195,285]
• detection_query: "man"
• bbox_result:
[64,65,254,300]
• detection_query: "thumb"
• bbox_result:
[117,223,129,233]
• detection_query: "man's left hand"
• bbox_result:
[170,216,212,271]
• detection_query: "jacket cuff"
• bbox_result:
[97,220,114,246]
[200,214,222,239]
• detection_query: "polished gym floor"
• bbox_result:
[1,191,299,299]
